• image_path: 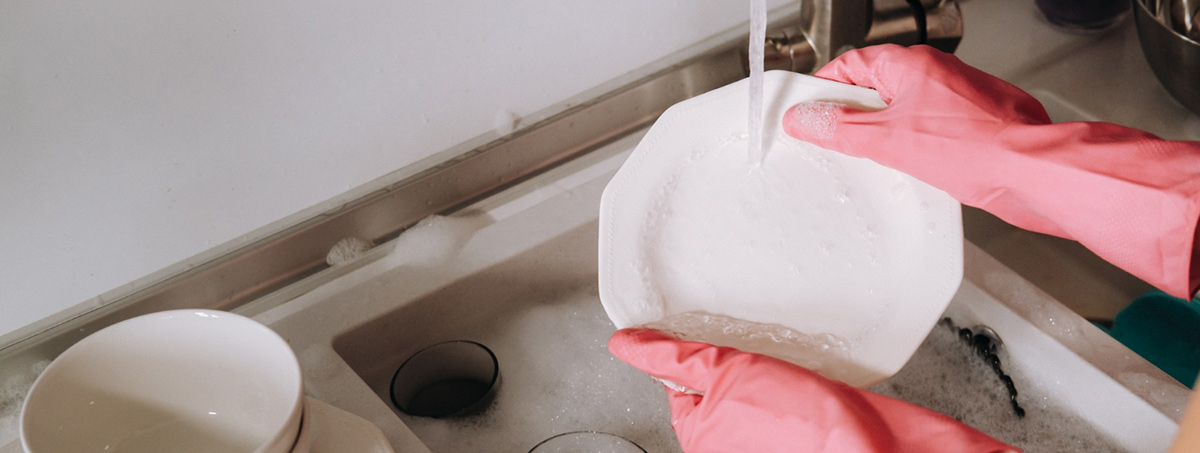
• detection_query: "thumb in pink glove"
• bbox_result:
[609,328,1019,453]
[783,44,1200,300]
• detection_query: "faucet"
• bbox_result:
[756,0,964,74]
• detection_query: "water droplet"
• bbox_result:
[835,188,852,203]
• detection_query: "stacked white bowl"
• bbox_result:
[20,310,306,453]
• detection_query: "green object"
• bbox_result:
[1104,290,1200,388]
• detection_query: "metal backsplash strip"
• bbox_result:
[0,19,762,382]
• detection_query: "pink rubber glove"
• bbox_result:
[783,44,1200,300]
[609,328,1019,453]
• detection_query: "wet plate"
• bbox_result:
[291,398,393,453]
[598,71,963,387]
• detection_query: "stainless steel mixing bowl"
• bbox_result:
[1134,0,1200,114]
[1132,0,1200,115]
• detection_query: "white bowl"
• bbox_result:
[20,309,304,453]
[599,71,963,388]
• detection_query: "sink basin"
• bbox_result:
[253,131,1177,452]
[331,218,680,452]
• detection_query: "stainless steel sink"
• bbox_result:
[244,136,1185,451]
[229,136,1185,451]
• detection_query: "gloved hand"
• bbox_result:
[782,44,1200,300]
[609,328,1019,453]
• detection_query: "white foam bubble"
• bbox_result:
[494,110,521,136]
[326,237,373,266]
[384,215,479,269]
[786,102,840,140]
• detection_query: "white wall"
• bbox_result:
[0,0,790,336]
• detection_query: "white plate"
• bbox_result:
[598,71,963,388]
[290,397,393,453]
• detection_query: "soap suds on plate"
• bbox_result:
[785,102,841,140]
[599,70,959,390]
[642,135,888,347]
[642,311,869,385]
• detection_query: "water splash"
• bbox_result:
[747,0,767,165]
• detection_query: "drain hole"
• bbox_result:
[390,340,499,418]
[528,431,646,453]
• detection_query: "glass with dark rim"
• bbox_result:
[389,340,500,418]
[528,431,647,453]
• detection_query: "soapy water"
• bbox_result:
[0,360,51,445]
[395,285,683,453]
[747,0,767,164]
[871,320,1132,453]
[396,286,1130,453]
[941,319,1025,418]
[642,311,869,385]
[0,301,1133,453]
[386,270,1135,453]
[636,310,1141,451]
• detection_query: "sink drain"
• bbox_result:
[389,340,500,418]
[528,431,646,453]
